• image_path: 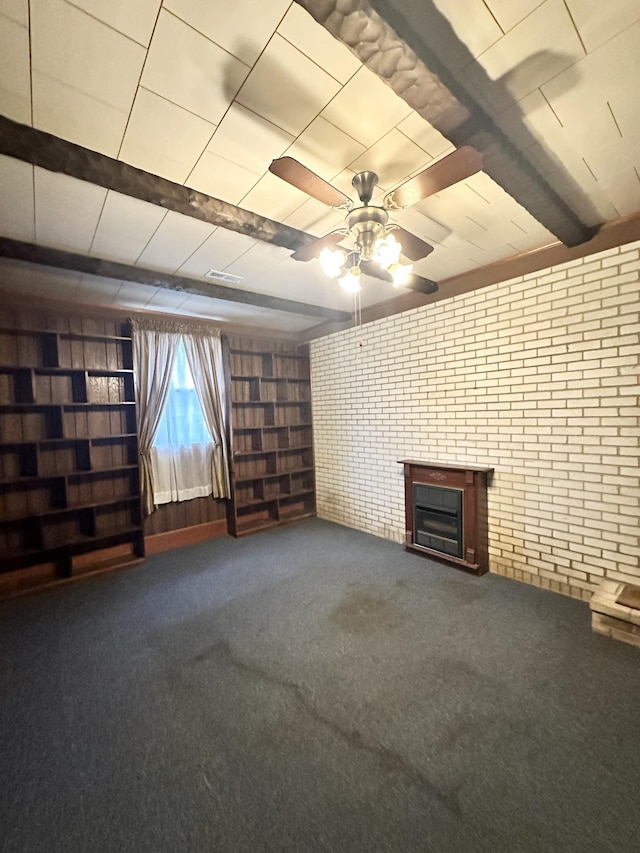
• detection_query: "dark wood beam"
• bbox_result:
[0,115,314,253]
[0,238,352,322]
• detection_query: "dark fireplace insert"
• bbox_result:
[414,484,463,558]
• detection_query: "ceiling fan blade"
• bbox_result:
[269,157,350,208]
[359,261,438,296]
[388,226,434,262]
[384,146,483,210]
[291,232,345,262]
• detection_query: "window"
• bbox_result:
[153,340,212,450]
[151,339,215,505]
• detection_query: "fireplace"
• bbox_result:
[399,460,493,575]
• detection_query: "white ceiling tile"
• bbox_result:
[119,88,216,183]
[0,13,30,124]
[206,104,294,176]
[31,0,145,110]
[545,22,640,141]
[391,209,451,246]
[503,230,557,254]
[176,228,258,278]
[578,135,640,183]
[565,0,640,51]
[236,33,341,136]
[284,116,365,182]
[0,155,34,241]
[463,0,585,113]
[0,0,28,26]
[66,0,161,46]
[186,150,260,203]
[433,0,503,57]
[34,168,107,253]
[284,198,344,235]
[137,211,215,273]
[349,129,432,191]
[164,0,289,66]
[223,241,290,280]
[32,74,128,157]
[141,288,190,311]
[484,0,545,32]
[75,274,123,303]
[397,112,453,158]
[110,281,157,308]
[240,172,308,221]
[142,9,249,125]
[248,257,354,309]
[599,168,640,218]
[321,66,413,148]
[277,3,361,84]
[90,192,167,263]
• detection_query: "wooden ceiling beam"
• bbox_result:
[0,115,314,253]
[0,238,352,322]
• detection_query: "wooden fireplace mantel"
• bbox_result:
[399,460,494,576]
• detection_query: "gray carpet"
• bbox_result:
[1,518,639,852]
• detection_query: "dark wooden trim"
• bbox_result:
[145,518,228,555]
[0,237,352,322]
[0,114,311,253]
[299,210,640,339]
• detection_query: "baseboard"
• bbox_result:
[145,519,228,555]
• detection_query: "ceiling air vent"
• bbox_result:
[204,269,245,285]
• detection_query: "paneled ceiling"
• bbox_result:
[0,0,639,335]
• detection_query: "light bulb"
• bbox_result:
[319,247,346,278]
[372,234,401,270]
[389,261,413,287]
[338,265,362,293]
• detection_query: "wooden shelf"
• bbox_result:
[226,338,315,537]
[0,317,143,592]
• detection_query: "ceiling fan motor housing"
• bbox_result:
[347,205,389,260]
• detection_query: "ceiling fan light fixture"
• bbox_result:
[338,264,362,293]
[319,247,346,278]
[389,261,414,287]
[372,234,401,270]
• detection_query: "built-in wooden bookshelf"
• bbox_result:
[227,338,315,537]
[0,316,144,595]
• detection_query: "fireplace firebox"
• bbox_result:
[414,484,463,557]
[399,460,493,575]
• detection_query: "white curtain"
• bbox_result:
[183,332,232,499]
[151,443,215,504]
[131,319,180,516]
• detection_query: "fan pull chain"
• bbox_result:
[354,291,363,347]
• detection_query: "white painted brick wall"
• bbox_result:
[310,241,640,599]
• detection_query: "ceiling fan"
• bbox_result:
[269,146,483,295]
